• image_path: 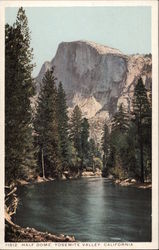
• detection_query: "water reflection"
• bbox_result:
[13,178,151,242]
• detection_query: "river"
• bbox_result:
[13,177,151,242]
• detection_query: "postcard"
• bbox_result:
[0,0,158,249]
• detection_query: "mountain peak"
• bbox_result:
[58,40,123,56]
[36,40,152,143]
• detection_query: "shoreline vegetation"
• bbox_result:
[14,173,152,189]
[112,177,151,189]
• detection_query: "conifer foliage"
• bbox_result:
[70,105,82,160]
[110,104,129,177]
[34,68,61,178]
[81,118,90,168]
[101,78,152,182]
[132,77,151,182]
[111,103,129,133]
[57,82,70,170]
[5,8,36,184]
[69,107,101,171]
[101,123,110,176]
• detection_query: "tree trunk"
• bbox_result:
[140,140,144,183]
[138,119,144,183]
[41,149,45,179]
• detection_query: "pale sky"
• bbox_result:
[5,7,151,77]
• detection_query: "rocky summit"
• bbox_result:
[36,40,152,143]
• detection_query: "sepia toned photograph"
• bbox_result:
[0,0,158,249]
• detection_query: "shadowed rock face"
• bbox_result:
[36,40,152,143]
[37,41,127,114]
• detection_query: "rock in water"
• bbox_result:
[36,40,152,143]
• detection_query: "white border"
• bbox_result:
[0,1,158,249]
[0,1,5,249]
[0,0,157,8]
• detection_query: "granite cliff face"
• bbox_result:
[36,40,152,143]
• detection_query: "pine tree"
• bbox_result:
[5,8,36,184]
[88,138,96,168]
[34,68,61,178]
[81,118,90,168]
[57,82,70,170]
[145,86,152,180]
[132,77,151,183]
[88,138,102,171]
[101,122,110,176]
[123,122,138,178]
[111,103,129,133]
[109,104,129,179]
[69,105,82,165]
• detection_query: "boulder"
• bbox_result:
[108,174,114,180]
[123,178,131,183]
[115,179,121,184]
[61,174,67,180]
[131,178,137,183]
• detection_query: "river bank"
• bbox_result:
[5,169,102,242]
[5,185,75,242]
[15,169,102,185]
[111,177,152,189]
[11,177,151,242]
[5,219,75,242]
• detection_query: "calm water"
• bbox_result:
[13,178,151,242]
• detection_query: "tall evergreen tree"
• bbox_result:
[5,8,36,184]
[69,105,82,162]
[81,118,90,168]
[88,138,96,168]
[101,122,110,176]
[123,122,139,178]
[111,103,129,133]
[34,68,61,177]
[89,139,100,158]
[88,138,102,171]
[132,77,151,183]
[145,86,152,180]
[109,104,129,179]
[57,82,70,170]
